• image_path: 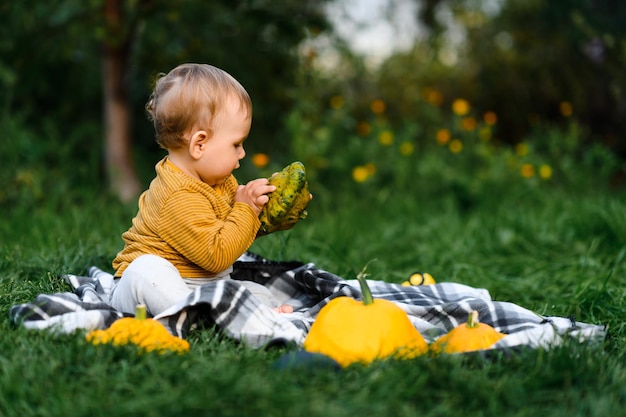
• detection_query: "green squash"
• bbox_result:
[259,161,310,234]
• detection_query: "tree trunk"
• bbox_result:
[102,0,141,202]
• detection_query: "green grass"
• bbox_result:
[1,135,626,416]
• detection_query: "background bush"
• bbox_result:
[1,0,625,204]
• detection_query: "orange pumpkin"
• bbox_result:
[431,310,505,354]
[303,268,428,367]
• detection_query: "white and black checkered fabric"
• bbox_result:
[10,253,606,352]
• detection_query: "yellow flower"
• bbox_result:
[352,165,370,183]
[400,141,415,156]
[436,128,451,145]
[251,153,270,168]
[400,141,414,156]
[515,143,529,156]
[449,139,463,153]
[365,162,377,175]
[539,164,553,180]
[559,101,573,117]
[483,111,497,125]
[378,130,394,146]
[357,121,371,136]
[461,117,477,131]
[452,99,470,116]
[330,95,344,110]
[521,164,535,178]
[370,99,386,115]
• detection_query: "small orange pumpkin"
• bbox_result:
[303,267,428,367]
[431,310,505,354]
[86,305,190,354]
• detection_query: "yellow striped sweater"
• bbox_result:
[112,157,260,278]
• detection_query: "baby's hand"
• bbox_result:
[235,178,276,215]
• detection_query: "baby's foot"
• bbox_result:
[273,304,294,314]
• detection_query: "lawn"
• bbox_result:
[1,118,625,416]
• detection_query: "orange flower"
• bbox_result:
[521,164,535,178]
[423,88,444,107]
[559,101,573,117]
[251,153,270,168]
[483,111,497,125]
[370,99,386,115]
[436,129,451,145]
[357,121,371,136]
[461,117,477,131]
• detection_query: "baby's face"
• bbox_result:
[195,96,252,186]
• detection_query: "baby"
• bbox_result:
[109,63,293,316]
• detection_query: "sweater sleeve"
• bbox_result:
[159,189,261,274]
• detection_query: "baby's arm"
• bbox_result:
[159,180,267,273]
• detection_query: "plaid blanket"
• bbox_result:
[10,253,605,352]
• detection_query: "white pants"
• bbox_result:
[109,254,280,316]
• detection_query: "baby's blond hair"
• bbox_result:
[146,63,252,150]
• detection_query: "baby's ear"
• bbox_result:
[188,130,209,159]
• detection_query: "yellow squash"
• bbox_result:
[303,268,428,367]
[401,271,436,286]
[86,305,190,354]
[431,310,505,354]
[259,161,310,234]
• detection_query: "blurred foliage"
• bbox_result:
[273,0,626,207]
[0,0,330,186]
[0,116,103,210]
[378,0,626,157]
[1,0,625,212]
[127,0,330,159]
[283,74,622,214]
